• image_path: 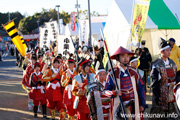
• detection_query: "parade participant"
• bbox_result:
[44,47,52,68]
[22,54,37,110]
[61,58,77,119]
[43,58,65,120]
[96,65,111,120]
[105,46,146,120]
[93,45,104,71]
[29,62,47,118]
[150,38,179,120]
[22,47,32,75]
[129,56,147,119]
[72,58,96,120]
[37,49,45,72]
[169,38,180,81]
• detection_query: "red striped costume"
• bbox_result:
[29,72,46,106]
[61,68,77,116]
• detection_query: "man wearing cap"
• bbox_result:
[22,54,37,110]
[61,58,77,120]
[96,65,111,120]
[169,38,180,81]
[43,57,66,120]
[150,38,179,119]
[72,58,96,120]
[105,46,146,120]
[135,40,152,91]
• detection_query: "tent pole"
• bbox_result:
[130,0,135,51]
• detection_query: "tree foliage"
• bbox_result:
[0,11,24,31]
[18,8,70,34]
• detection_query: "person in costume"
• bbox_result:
[105,46,146,120]
[72,58,96,120]
[61,58,77,120]
[37,49,45,72]
[44,47,52,68]
[22,47,32,75]
[29,62,47,118]
[43,58,65,120]
[96,65,111,120]
[22,54,37,110]
[150,38,179,120]
[129,56,147,119]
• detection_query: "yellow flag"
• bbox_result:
[3,21,26,57]
[20,35,27,55]
[131,0,150,46]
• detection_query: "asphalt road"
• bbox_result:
[0,56,52,120]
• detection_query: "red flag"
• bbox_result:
[71,12,76,31]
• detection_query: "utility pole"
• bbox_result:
[88,0,92,47]
[56,5,61,35]
[8,12,11,22]
[75,0,80,19]
[37,19,40,33]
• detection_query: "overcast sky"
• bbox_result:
[1,0,113,16]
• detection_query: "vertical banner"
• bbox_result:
[46,21,59,41]
[131,0,150,46]
[39,27,50,50]
[71,12,76,31]
[3,21,26,57]
[57,35,65,54]
[57,35,74,55]
[79,20,89,46]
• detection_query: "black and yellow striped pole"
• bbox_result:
[2,21,26,57]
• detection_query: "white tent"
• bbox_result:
[104,0,180,59]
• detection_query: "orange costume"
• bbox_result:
[43,67,65,119]
[61,68,77,118]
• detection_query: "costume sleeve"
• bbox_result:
[29,74,38,87]
[104,74,117,98]
[72,79,80,96]
[138,77,146,108]
[22,75,27,86]
[150,67,160,105]
[61,72,71,87]
[42,69,56,82]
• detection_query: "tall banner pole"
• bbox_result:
[100,29,127,120]
[88,0,92,47]
[56,5,61,35]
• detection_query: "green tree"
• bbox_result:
[0,11,24,31]
[18,8,71,34]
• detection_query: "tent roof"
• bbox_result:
[115,0,180,29]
